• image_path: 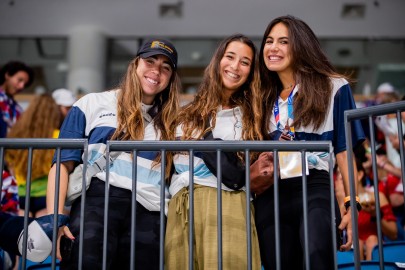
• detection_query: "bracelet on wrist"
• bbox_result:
[344,196,362,211]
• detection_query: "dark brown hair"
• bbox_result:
[179,34,263,142]
[259,15,346,133]
[0,61,34,88]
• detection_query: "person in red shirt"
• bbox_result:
[335,157,397,260]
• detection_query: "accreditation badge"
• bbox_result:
[279,151,309,179]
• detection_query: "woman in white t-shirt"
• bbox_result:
[165,34,263,270]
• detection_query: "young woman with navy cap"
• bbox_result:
[45,38,181,269]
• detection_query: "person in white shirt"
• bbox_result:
[165,34,263,270]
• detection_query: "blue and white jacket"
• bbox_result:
[269,77,365,171]
[53,89,168,212]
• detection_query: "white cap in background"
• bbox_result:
[377,82,395,94]
[52,88,76,107]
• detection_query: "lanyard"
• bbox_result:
[274,87,295,138]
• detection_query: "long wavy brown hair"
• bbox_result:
[179,34,263,160]
[6,93,61,182]
[111,57,181,178]
[259,15,348,135]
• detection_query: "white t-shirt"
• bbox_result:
[169,106,244,197]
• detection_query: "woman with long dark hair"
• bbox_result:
[255,15,365,269]
[165,34,263,269]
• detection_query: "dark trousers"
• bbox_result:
[61,178,163,270]
[255,169,340,270]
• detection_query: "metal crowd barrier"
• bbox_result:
[107,140,333,270]
[2,99,405,270]
[345,100,405,270]
[1,102,404,270]
[0,139,88,270]
[1,139,334,270]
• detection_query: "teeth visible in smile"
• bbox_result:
[146,77,158,85]
[226,71,239,79]
[269,56,281,60]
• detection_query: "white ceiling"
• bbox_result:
[0,0,405,38]
[1,0,405,96]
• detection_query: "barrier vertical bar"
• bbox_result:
[20,147,34,270]
[0,147,4,270]
[130,150,138,270]
[329,151,338,270]
[188,150,194,270]
[159,150,167,270]
[216,150,223,270]
[396,111,405,201]
[78,140,88,270]
[0,147,4,199]
[274,150,281,270]
[301,150,310,270]
[245,150,252,270]
[102,145,111,270]
[49,148,61,270]
[368,116,384,270]
[344,112,361,270]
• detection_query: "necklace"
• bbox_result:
[282,83,294,91]
[279,83,295,100]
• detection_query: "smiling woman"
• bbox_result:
[220,41,253,106]
[137,54,173,105]
[255,15,365,270]
[164,34,263,270]
[262,22,293,79]
[44,38,181,269]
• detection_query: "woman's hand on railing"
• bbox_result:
[250,152,274,196]
[56,225,75,261]
[339,207,353,251]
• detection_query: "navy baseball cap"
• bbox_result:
[136,39,178,69]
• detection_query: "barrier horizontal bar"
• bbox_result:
[0,138,332,152]
[107,140,332,152]
[0,138,87,149]
[345,101,405,121]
